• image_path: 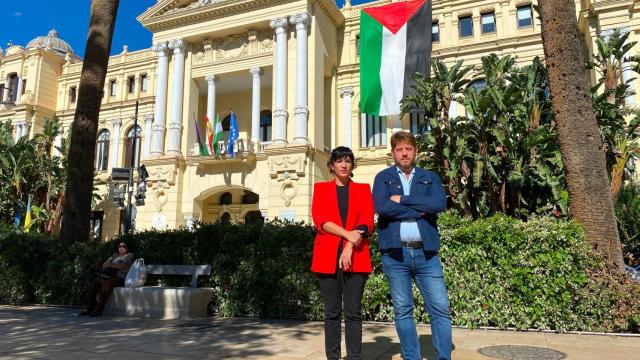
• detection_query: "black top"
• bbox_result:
[336,184,349,227]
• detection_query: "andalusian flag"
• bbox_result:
[212,114,223,158]
[360,0,432,116]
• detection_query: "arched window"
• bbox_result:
[123,125,142,168]
[260,110,272,142]
[95,129,110,171]
[244,210,264,225]
[468,79,487,92]
[220,192,232,205]
[220,212,231,224]
[222,114,231,132]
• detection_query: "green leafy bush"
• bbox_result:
[1,214,638,333]
[615,181,640,258]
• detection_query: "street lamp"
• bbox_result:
[110,101,147,234]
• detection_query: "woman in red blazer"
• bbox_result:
[311,146,374,360]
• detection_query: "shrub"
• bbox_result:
[1,214,638,333]
[615,181,640,259]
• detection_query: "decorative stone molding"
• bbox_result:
[152,42,169,56]
[217,35,248,59]
[268,155,306,180]
[205,74,219,84]
[339,86,354,97]
[289,12,310,30]
[168,39,186,54]
[148,165,178,188]
[294,106,309,117]
[112,118,122,127]
[270,17,289,34]
[250,67,264,78]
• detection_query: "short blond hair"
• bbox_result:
[390,131,417,150]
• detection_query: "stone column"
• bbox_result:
[390,114,402,134]
[143,113,153,158]
[206,75,218,126]
[151,42,169,156]
[14,122,22,141]
[250,67,263,144]
[2,81,8,102]
[621,28,636,107]
[339,87,354,147]
[290,12,310,144]
[15,75,22,104]
[270,17,289,144]
[53,127,63,158]
[167,39,186,156]
[111,118,122,169]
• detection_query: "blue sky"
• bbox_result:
[0,0,375,58]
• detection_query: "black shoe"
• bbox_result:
[89,310,102,317]
[78,310,90,316]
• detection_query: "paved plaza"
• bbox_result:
[0,305,638,359]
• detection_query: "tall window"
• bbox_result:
[127,76,135,94]
[517,5,533,28]
[356,34,360,57]
[95,129,110,171]
[0,84,4,101]
[410,112,430,136]
[459,16,474,38]
[260,110,272,142]
[123,125,142,168]
[109,80,117,97]
[140,74,149,92]
[360,114,387,147]
[69,86,77,103]
[432,22,440,43]
[8,74,18,102]
[21,79,26,96]
[481,12,496,33]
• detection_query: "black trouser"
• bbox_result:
[317,269,368,360]
[87,276,124,314]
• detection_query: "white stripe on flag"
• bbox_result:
[379,24,407,116]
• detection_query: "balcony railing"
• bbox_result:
[190,138,271,158]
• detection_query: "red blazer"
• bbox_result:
[311,179,374,274]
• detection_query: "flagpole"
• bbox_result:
[125,101,139,233]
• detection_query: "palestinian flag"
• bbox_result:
[360,0,432,116]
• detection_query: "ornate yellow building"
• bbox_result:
[0,0,638,239]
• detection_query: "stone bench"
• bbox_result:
[104,265,213,319]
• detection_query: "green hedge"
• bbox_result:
[1,213,638,332]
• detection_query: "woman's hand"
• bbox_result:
[339,243,354,270]
[344,229,364,246]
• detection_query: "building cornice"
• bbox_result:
[138,0,301,32]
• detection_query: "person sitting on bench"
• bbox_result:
[79,241,134,317]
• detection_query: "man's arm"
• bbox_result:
[398,173,447,214]
[372,173,422,219]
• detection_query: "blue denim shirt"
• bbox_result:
[372,166,447,252]
[396,167,422,242]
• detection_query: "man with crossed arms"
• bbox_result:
[372,131,452,360]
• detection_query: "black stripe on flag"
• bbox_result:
[403,1,432,97]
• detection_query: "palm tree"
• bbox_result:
[538,0,623,269]
[60,0,120,244]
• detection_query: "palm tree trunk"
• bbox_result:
[60,0,119,244]
[538,0,623,269]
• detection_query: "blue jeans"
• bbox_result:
[381,247,452,360]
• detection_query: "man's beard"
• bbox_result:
[396,159,415,172]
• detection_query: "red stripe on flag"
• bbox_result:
[362,0,426,34]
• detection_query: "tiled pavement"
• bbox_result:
[0,305,638,359]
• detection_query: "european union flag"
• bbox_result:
[227,111,239,158]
